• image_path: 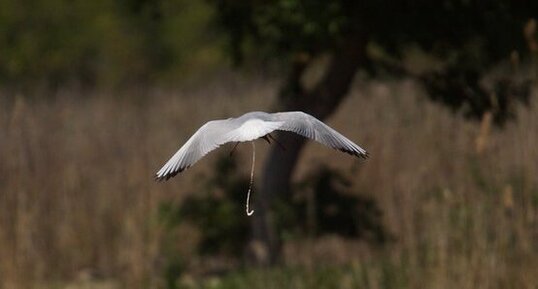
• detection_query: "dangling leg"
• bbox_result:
[229,142,240,156]
[261,135,271,144]
[246,141,256,216]
[267,134,286,151]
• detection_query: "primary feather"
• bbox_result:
[270,111,369,158]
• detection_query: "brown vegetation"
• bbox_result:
[1,77,537,288]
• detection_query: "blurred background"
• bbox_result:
[1,1,538,288]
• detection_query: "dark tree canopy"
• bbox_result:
[213,0,538,123]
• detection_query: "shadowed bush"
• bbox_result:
[293,166,388,243]
[158,156,388,264]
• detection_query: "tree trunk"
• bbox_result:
[249,35,367,265]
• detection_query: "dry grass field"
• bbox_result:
[1,75,537,289]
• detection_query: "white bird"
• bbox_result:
[155,111,369,215]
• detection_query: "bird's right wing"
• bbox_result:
[155,117,284,181]
[155,120,235,181]
[271,111,369,159]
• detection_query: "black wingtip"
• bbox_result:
[154,174,168,182]
[154,166,188,182]
[339,148,370,160]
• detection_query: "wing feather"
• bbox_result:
[155,117,283,181]
[271,111,369,159]
[155,120,235,181]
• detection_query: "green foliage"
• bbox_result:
[212,0,538,124]
[0,0,222,90]
[214,1,536,64]
[211,0,348,64]
[0,0,141,87]
[164,257,186,289]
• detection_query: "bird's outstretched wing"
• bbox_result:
[155,118,283,181]
[271,111,369,159]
